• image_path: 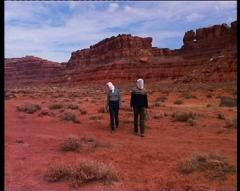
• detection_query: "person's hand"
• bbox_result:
[105,105,109,112]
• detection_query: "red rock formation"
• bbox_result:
[5,56,64,87]
[5,20,237,87]
[182,21,237,51]
[68,34,153,69]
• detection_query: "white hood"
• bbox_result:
[136,79,144,89]
[107,82,115,93]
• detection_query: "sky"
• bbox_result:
[5,1,237,62]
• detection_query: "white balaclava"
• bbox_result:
[136,79,144,89]
[107,82,115,93]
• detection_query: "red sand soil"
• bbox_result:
[5,83,237,191]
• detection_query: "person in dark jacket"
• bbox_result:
[106,82,121,132]
[130,79,148,137]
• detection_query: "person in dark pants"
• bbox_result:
[130,79,148,137]
[106,82,121,132]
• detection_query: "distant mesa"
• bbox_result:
[5,20,237,87]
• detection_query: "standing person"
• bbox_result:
[130,79,148,137]
[106,82,121,132]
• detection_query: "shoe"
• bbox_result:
[134,132,138,135]
[140,134,145,137]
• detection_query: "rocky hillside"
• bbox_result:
[5,20,237,87]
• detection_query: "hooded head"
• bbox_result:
[107,82,115,93]
[136,79,144,90]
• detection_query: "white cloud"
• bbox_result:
[108,3,119,12]
[186,13,205,22]
[4,1,237,62]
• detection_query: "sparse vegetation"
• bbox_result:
[172,111,197,122]
[68,104,79,110]
[45,161,119,187]
[174,100,184,105]
[217,113,225,120]
[179,152,236,180]
[98,107,107,113]
[48,103,64,110]
[38,110,55,117]
[187,118,197,126]
[16,103,41,114]
[181,92,197,99]
[219,97,237,107]
[153,115,163,119]
[5,92,16,100]
[60,137,81,152]
[45,163,70,182]
[79,108,87,115]
[224,119,237,129]
[206,94,213,98]
[62,112,80,123]
[89,115,104,120]
[71,161,119,187]
[153,101,165,107]
[155,96,167,102]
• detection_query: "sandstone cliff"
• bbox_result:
[5,20,237,87]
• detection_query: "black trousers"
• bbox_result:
[109,101,119,130]
[133,107,145,135]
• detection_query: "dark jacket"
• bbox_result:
[130,87,148,108]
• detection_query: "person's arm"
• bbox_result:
[118,89,121,107]
[106,92,109,110]
[145,94,148,108]
[130,92,134,107]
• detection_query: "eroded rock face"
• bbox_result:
[5,20,237,87]
[5,56,64,87]
[183,21,237,50]
[68,34,153,69]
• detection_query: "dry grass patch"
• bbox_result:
[180,92,197,99]
[172,111,197,122]
[174,100,184,105]
[38,109,55,117]
[155,96,167,102]
[45,161,119,187]
[79,108,87,115]
[98,107,108,113]
[48,103,64,110]
[70,161,119,187]
[224,119,237,129]
[62,112,80,123]
[219,96,237,107]
[179,152,236,180]
[45,163,70,182]
[68,104,79,110]
[16,103,41,114]
[60,137,81,152]
[89,115,104,120]
[5,92,16,100]
[217,113,225,120]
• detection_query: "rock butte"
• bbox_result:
[5,20,237,88]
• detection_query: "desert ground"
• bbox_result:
[5,82,237,191]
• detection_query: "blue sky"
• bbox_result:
[5,1,237,62]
